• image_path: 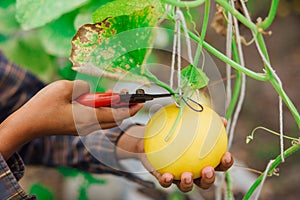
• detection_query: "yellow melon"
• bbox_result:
[144,103,227,180]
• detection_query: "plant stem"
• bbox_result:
[269,76,300,129]
[248,126,298,142]
[201,39,268,81]
[256,34,270,66]
[164,101,184,141]
[162,0,205,8]
[255,33,300,129]
[214,0,257,32]
[243,143,300,199]
[193,0,210,67]
[166,11,268,81]
[260,0,279,30]
[226,40,242,120]
[226,171,233,200]
[143,69,176,94]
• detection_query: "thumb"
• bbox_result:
[72,80,90,100]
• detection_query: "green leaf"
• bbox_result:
[16,0,89,30]
[70,6,160,84]
[57,167,106,184]
[0,0,16,9]
[38,12,77,57]
[29,184,54,200]
[92,0,164,23]
[0,33,56,82]
[181,65,209,90]
[57,60,77,80]
[0,4,20,36]
[74,0,114,29]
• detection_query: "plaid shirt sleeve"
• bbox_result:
[19,124,153,188]
[0,51,153,189]
[0,153,36,199]
[0,51,45,123]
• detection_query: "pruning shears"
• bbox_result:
[77,89,174,108]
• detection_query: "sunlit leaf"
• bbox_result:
[0,0,16,9]
[0,4,19,36]
[38,12,77,57]
[181,65,209,90]
[74,0,114,29]
[16,0,89,30]
[92,0,163,23]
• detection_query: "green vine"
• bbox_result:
[225,39,242,120]
[162,0,206,8]
[164,0,300,199]
[246,126,298,144]
[243,143,300,199]
[3,0,299,199]
[192,0,210,67]
[226,171,233,200]
[260,0,279,30]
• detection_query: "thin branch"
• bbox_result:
[193,0,210,67]
[215,0,257,32]
[162,0,205,8]
[228,0,247,150]
[243,144,300,199]
[260,0,279,30]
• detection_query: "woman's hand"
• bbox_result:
[117,125,234,192]
[15,80,143,136]
[147,151,233,192]
[0,80,143,159]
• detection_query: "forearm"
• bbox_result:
[0,109,35,160]
[20,125,144,170]
[116,125,145,160]
[19,130,121,171]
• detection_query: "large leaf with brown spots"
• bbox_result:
[70,3,163,84]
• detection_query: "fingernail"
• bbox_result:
[185,176,192,184]
[165,175,172,183]
[224,153,231,164]
[205,170,213,179]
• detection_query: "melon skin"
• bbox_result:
[144,103,228,180]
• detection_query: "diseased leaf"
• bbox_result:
[92,0,164,23]
[181,65,209,90]
[16,0,89,30]
[70,6,160,84]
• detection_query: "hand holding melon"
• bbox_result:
[142,102,233,191]
[116,101,233,192]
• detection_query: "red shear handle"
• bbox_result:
[77,92,121,108]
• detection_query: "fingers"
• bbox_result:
[221,117,228,127]
[141,156,174,189]
[215,152,234,171]
[98,122,118,129]
[194,166,215,189]
[138,144,175,189]
[145,153,233,193]
[72,80,90,99]
[176,172,194,192]
[193,153,233,190]
[95,103,143,123]
[158,173,174,188]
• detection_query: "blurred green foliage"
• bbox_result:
[0,0,114,83]
[29,184,54,200]
[0,0,165,92]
